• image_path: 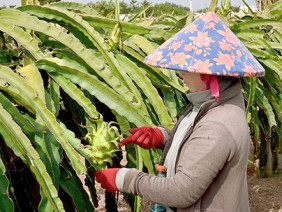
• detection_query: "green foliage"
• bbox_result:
[129,0,139,13]
[0,0,280,211]
[0,2,184,210]
[0,157,14,212]
[39,0,61,5]
[21,0,61,6]
[229,6,282,176]
[0,91,64,211]
[87,0,115,17]
[148,2,189,17]
[88,0,189,17]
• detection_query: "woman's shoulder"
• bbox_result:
[199,102,247,129]
[195,101,249,145]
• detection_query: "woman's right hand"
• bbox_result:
[119,127,164,149]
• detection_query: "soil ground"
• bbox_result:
[95,153,282,212]
[247,154,282,212]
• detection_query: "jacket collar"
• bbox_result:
[182,79,240,116]
[202,79,242,110]
[186,90,212,108]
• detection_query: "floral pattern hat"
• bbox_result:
[144,12,265,77]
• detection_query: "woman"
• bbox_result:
[95,12,265,211]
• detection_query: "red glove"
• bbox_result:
[95,168,120,192]
[119,127,164,149]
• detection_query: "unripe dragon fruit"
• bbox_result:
[82,116,121,169]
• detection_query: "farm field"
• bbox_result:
[0,0,281,211]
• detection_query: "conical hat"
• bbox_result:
[144,12,265,77]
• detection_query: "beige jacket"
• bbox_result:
[118,81,250,212]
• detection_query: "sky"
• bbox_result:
[0,0,256,11]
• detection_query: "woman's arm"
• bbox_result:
[118,121,235,208]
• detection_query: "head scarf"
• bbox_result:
[200,74,219,101]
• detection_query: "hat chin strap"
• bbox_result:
[200,74,219,101]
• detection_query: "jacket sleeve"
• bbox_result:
[120,121,236,208]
